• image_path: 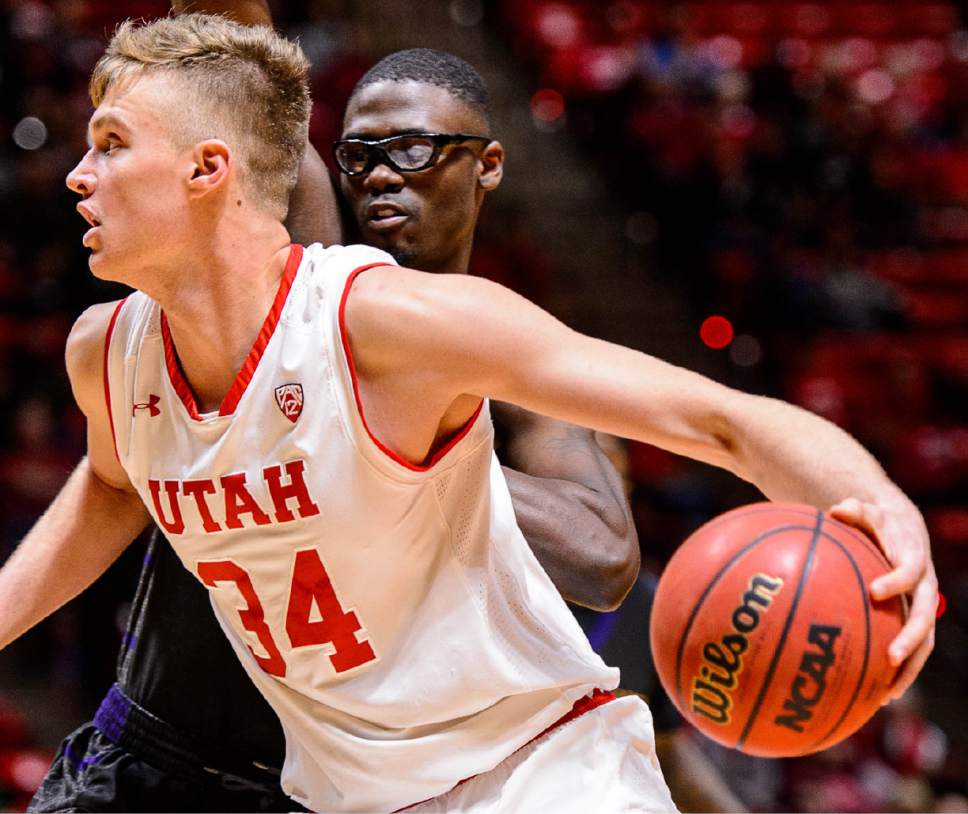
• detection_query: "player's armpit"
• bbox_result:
[493,405,638,609]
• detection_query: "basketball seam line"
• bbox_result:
[672,523,817,712]
[805,528,873,752]
[824,518,892,569]
[736,508,824,750]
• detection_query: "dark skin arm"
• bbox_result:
[173,0,637,611]
[173,0,343,246]
[493,403,639,610]
[286,145,344,247]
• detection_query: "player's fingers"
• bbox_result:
[870,556,923,601]
[887,577,937,666]
[885,625,934,702]
[828,500,889,557]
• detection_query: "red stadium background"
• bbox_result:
[0,0,966,810]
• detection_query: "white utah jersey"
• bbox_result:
[103,243,618,812]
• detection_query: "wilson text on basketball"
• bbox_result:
[691,573,784,725]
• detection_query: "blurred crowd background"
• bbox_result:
[0,0,967,810]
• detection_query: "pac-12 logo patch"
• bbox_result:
[274,383,304,423]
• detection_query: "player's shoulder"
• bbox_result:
[65,299,125,404]
[346,267,517,368]
[66,300,122,369]
[303,241,396,277]
[349,264,499,321]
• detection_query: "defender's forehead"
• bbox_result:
[342,80,487,139]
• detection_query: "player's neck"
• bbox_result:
[421,243,472,277]
[157,217,293,414]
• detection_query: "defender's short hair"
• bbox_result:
[352,48,491,131]
[90,14,310,221]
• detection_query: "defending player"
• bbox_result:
[28,14,641,814]
[3,14,935,813]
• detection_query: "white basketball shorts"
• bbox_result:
[409,696,679,813]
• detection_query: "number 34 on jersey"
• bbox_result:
[197,548,377,678]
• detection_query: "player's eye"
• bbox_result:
[386,137,435,169]
[101,135,122,154]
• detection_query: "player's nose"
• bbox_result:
[362,161,404,194]
[66,151,96,197]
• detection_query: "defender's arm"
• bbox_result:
[0,304,150,650]
[493,403,637,610]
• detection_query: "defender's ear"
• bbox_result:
[187,140,231,199]
[478,140,504,192]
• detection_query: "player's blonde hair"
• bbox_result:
[90,13,310,221]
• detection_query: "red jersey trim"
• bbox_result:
[160,244,304,421]
[396,690,616,811]
[337,263,484,472]
[102,298,128,463]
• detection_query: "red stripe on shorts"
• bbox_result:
[396,689,616,812]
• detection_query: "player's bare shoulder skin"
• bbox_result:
[64,302,133,486]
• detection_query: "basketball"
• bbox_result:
[650,502,907,758]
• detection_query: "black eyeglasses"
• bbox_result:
[332,132,491,176]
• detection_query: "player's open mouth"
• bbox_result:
[365,202,408,233]
[77,203,102,247]
[82,226,101,248]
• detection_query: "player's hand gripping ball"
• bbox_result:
[649,502,906,757]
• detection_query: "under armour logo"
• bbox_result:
[132,394,162,417]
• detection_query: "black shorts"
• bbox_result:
[29,687,301,813]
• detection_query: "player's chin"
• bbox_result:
[87,251,121,282]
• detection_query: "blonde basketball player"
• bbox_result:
[0,14,935,813]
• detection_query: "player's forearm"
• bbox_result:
[172,0,272,25]
[285,144,344,247]
[0,457,149,650]
[502,467,638,610]
[493,405,638,609]
[721,392,910,511]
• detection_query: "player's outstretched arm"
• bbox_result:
[171,1,344,246]
[0,304,150,651]
[492,403,638,610]
[343,267,936,700]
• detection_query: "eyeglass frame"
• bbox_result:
[332,132,492,177]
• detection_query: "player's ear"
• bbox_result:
[478,140,504,192]
[187,139,231,199]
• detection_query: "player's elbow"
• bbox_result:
[573,497,640,611]
[589,534,640,611]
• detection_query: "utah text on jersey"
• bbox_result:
[148,459,320,535]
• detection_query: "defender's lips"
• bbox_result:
[365,201,409,233]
